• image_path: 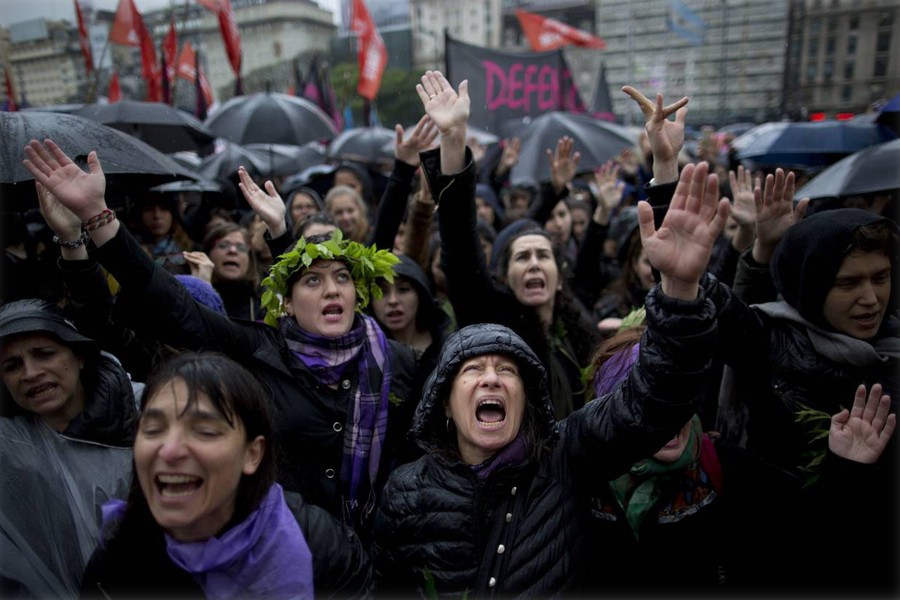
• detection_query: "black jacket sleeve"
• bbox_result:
[369,159,417,250]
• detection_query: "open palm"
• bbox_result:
[23,139,107,221]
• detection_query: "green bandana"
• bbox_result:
[261,229,399,327]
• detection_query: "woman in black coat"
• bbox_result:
[369,71,731,597]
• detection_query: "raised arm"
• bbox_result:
[751,168,809,264]
[638,161,730,300]
[416,70,469,176]
[621,86,688,185]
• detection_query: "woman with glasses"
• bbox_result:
[198,222,263,321]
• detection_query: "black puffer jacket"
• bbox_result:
[91,226,421,542]
[371,282,719,597]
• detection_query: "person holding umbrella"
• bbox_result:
[23,139,423,545]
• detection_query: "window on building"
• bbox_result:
[842,85,852,102]
[807,64,817,83]
[826,35,836,54]
[849,15,859,29]
[874,56,888,77]
[822,86,833,102]
[878,10,894,27]
[824,60,834,82]
[827,16,838,30]
[844,61,854,79]
[808,37,819,57]
[876,32,891,52]
[847,35,857,55]
[810,17,821,34]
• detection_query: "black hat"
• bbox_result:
[0,299,97,353]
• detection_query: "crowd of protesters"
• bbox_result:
[1,69,897,598]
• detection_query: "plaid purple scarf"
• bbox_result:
[281,313,391,526]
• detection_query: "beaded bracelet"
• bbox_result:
[82,208,117,232]
[52,231,89,249]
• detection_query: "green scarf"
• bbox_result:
[609,415,702,540]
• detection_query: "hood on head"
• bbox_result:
[411,323,555,455]
[389,255,449,334]
[475,183,504,221]
[772,208,896,329]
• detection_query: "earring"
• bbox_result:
[446,418,453,434]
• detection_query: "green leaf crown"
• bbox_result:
[260,229,399,327]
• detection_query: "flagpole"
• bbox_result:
[86,37,111,103]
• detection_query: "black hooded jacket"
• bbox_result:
[371,281,719,597]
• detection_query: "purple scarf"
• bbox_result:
[165,484,314,600]
[281,313,391,526]
[100,484,314,599]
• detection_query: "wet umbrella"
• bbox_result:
[245,142,327,177]
[327,126,396,166]
[794,138,900,200]
[204,92,338,146]
[717,122,757,138]
[1,111,201,210]
[197,142,272,183]
[74,100,216,153]
[733,120,897,168]
[508,111,635,187]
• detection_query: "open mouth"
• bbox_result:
[156,474,202,498]
[26,383,56,399]
[524,278,545,290]
[476,399,506,426]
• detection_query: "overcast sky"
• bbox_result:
[0,0,340,28]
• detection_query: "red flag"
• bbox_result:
[515,8,606,51]
[74,0,93,74]
[163,14,178,81]
[175,42,214,108]
[139,25,162,101]
[351,0,387,100]
[109,0,141,46]
[196,0,242,78]
[3,68,18,112]
[108,70,122,103]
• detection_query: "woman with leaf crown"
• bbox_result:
[23,140,423,545]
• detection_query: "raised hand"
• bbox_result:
[593,160,625,225]
[751,168,810,264]
[394,114,440,167]
[416,70,469,136]
[23,139,107,222]
[182,251,215,283]
[637,162,730,300]
[36,181,82,241]
[829,384,896,464]
[547,136,581,193]
[495,137,522,175]
[621,86,688,183]
[727,166,757,229]
[237,166,286,237]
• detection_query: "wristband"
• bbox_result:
[82,208,117,232]
[52,231,89,249]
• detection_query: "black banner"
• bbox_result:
[444,34,586,136]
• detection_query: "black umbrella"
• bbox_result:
[733,120,897,168]
[74,100,216,153]
[327,126,396,166]
[1,111,201,210]
[204,92,338,146]
[794,138,900,200]
[197,143,273,183]
[245,142,327,177]
[508,111,635,187]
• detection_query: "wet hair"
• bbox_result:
[137,352,275,523]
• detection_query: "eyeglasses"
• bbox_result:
[214,240,250,253]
